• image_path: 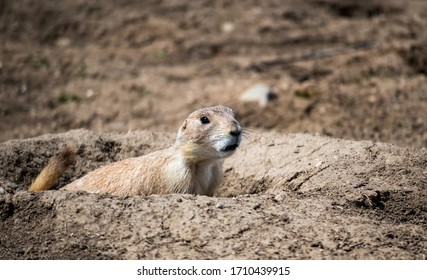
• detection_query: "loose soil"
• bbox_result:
[1,0,426,259]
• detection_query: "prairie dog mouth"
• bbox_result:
[222,143,239,152]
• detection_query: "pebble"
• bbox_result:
[0,187,5,195]
[221,22,235,33]
[56,37,71,47]
[253,203,261,210]
[13,247,25,255]
[85,89,95,98]
[240,84,277,107]
[216,201,225,209]
[20,84,28,94]
[274,193,284,202]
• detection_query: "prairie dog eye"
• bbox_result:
[200,116,210,124]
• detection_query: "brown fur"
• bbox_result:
[28,147,76,191]
[28,105,242,196]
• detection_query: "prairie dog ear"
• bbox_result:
[181,119,187,130]
[176,119,187,143]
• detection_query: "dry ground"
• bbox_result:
[1,0,427,259]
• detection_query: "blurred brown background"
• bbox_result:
[1,0,427,148]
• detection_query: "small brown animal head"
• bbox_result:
[176,105,242,163]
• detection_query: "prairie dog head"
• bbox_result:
[176,105,242,162]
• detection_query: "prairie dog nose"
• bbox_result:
[229,125,242,137]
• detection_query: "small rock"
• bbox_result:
[13,247,25,255]
[253,203,261,210]
[56,37,71,47]
[85,89,95,98]
[274,193,284,202]
[240,84,277,107]
[368,95,377,103]
[216,201,225,209]
[221,22,235,33]
[20,84,28,94]
[0,187,5,195]
[311,241,323,248]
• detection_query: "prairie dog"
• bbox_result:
[29,105,242,196]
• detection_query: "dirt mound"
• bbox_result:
[0,130,426,259]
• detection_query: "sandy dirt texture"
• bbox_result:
[1,0,427,259]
